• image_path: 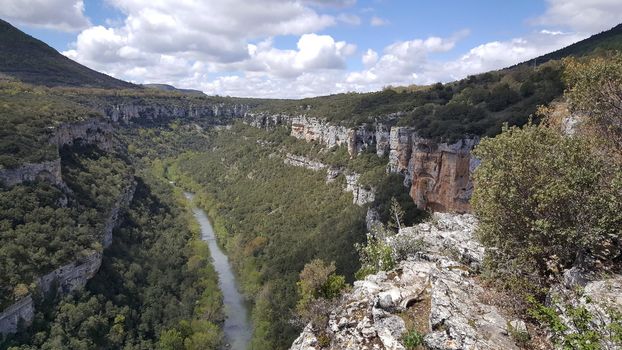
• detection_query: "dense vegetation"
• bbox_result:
[0,145,131,309]
[2,169,224,350]
[471,54,622,347]
[0,81,102,168]
[163,124,368,349]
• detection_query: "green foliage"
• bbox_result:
[295,259,347,332]
[355,227,396,279]
[296,260,347,310]
[526,295,617,350]
[0,145,132,308]
[564,53,622,153]
[168,124,366,349]
[472,123,622,288]
[402,329,425,349]
[3,170,223,350]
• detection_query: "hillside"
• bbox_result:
[0,19,135,88]
[522,23,622,66]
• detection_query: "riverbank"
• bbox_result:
[185,192,252,350]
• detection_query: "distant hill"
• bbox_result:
[516,23,622,67]
[142,83,206,96]
[0,19,136,88]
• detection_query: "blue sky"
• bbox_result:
[2,0,620,97]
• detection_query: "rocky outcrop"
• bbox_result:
[103,101,250,124]
[244,112,287,129]
[53,119,115,152]
[408,137,478,213]
[281,154,374,206]
[103,179,137,247]
[285,154,327,172]
[0,179,136,335]
[0,296,34,335]
[0,159,63,187]
[390,213,483,270]
[375,124,391,157]
[1,119,116,188]
[37,252,102,297]
[345,173,375,206]
[291,214,519,350]
[291,116,350,150]
[388,127,413,179]
[546,270,622,349]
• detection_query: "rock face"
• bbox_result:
[37,252,103,297]
[1,119,116,188]
[291,116,350,150]
[407,137,478,213]
[285,154,327,172]
[102,101,250,124]
[0,159,63,187]
[245,112,479,213]
[244,113,286,129]
[0,296,34,335]
[290,214,519,350]
[391,213,483,270]
[53,119,115,151]
[345,173,375,206]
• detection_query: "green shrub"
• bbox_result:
[402,329,425,349]
[472,123,622,289]
[355,227,396,279]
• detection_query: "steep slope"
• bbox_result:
[0,19,135,88]
[518,23,622,66]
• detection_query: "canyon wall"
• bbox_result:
[394,133,479,214]
[284,153,375,206]
[0,159,63,187]
[102,101,250,124]
[246,113,477,213]
[0,119,115,188]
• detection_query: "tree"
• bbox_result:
[564,54,622,156]
[296,259,347,328]
[472,123,622,289]
[388,197,404,231]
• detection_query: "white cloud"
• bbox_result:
[337,13,362,25]
[534,0,622,32]
[241,34,356,78]
[362,49,378,67]
[0,0,90,32]
[53,0,620,98]
[370,16,388,26]
[345,29,586,91]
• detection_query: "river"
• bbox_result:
[185,192,252,350]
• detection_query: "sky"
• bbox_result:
[1,0,621,98]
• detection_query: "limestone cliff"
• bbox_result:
[406,137,479,214]
[102,101,250,124]
[283,154,375,206]
[0,119,115,188]
[0,159,63,187]
[246,113,478,213]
